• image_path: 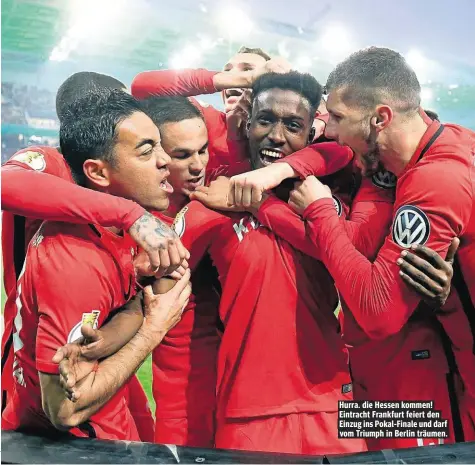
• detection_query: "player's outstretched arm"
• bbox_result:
[131,58,291,100]
[228,143,353,208]
[299,164,471,338]
[2,164,146,229]
[3,164,188,277]
[40,272,191,430]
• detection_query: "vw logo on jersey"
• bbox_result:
[172,206,189,238]
[332,195,343,217]
[372,170,397,189]
[392,205,430,248]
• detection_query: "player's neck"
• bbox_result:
[380,114,428,177]
[164,192,189,218]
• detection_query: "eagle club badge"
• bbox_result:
[172,206,189,238]
[67,310,101,343]
[12,151,46,171]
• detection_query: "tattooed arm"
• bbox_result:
[128,212,190,277]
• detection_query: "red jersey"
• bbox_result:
[1,147,144,411]
[131,69,243,171]
[149,211,221,447]
[303,121,475,339]
[1,221,140,440]
[170,202,351,423]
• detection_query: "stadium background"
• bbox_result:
[2,0,475,414]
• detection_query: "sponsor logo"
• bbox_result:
[372,170,397,189]
[392,205,430,248]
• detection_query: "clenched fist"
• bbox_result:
[288,176,332,215]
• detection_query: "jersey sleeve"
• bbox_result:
[206,160,251,183]
[257,177,393,262]
[303,160,472,339]
[32,237,114,374]
[275,143,354,178]
[131,69,218,99]
[340,177,395,260]
[2,165,145,230]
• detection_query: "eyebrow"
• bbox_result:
[135,138,155,149]
[257,109,305,120]
[239,62,254,68]
[172,141,209,153]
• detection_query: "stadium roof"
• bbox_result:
[2,0,474,127]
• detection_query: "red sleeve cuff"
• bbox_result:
[274,157,313,179]
[303,198,336,221]
[36,359,60,375]
[122,204,146,230]
[202,70,219,93]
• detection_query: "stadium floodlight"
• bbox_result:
[294,55,312,71]
[49,0,127,61]
[405,48,431,84]
[170,44,202,69]
[198,35,216,51]
[215,6,253,41]
[277,40,290,59]
[319,22,354,62]
[420,87,434,104]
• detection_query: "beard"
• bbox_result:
[359,121,384,177]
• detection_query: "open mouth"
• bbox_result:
[185,175,205,190]
[259,148,285,166]
[159,178,174,194]
[225,88,243,99]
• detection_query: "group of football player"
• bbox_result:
[2,44,475,457]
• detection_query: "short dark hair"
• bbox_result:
[56,72,126,122]
[424,109,440,121]
[326,47,421,113]
[237,46,271,61]
[60,88,142,186]
[141,96,203,127]
[251,71,322,114]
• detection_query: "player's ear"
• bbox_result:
[83,158,111,188]
[371,105,392,132]
[308,127,316,143]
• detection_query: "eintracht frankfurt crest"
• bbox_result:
[392,205,430,248]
